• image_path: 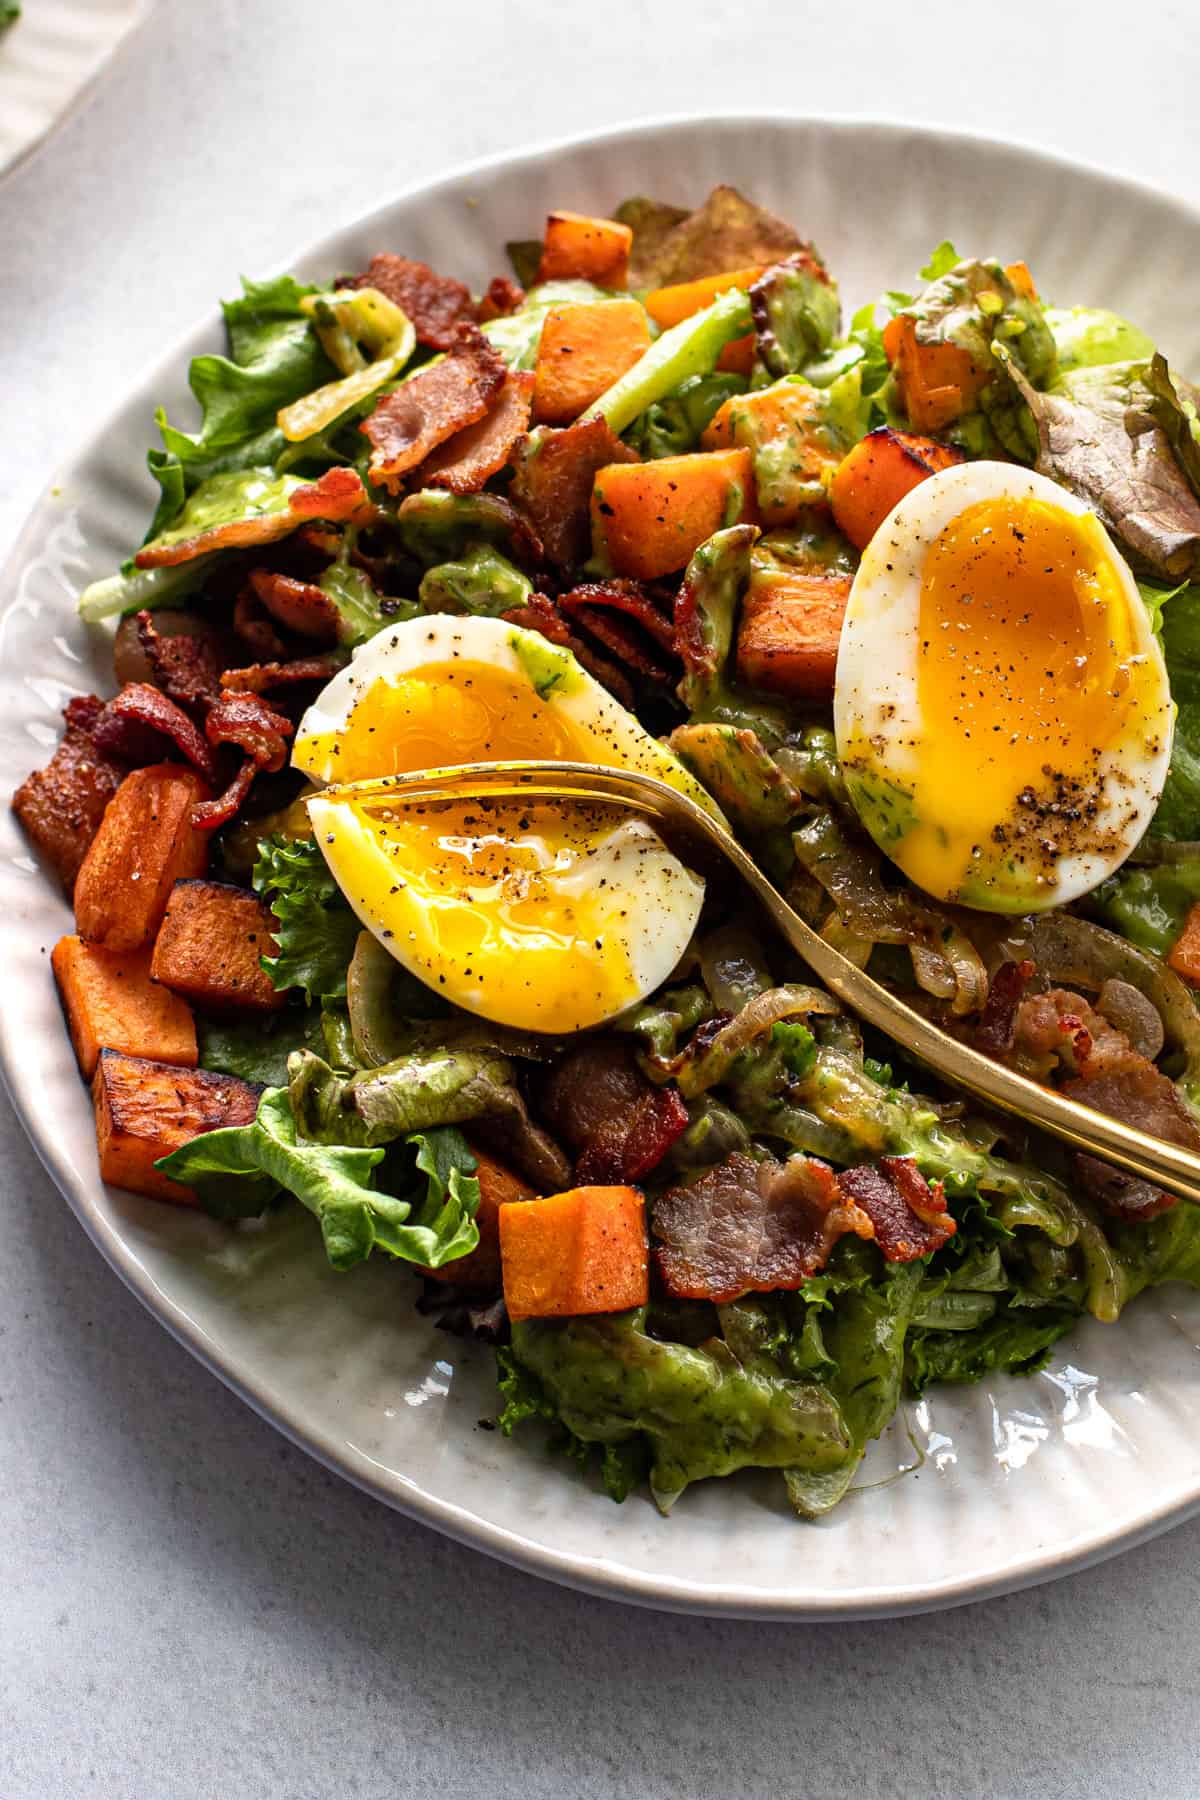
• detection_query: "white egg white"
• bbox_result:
[292,611,724,822]
[834,460,1174,911]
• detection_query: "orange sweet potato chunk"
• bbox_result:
[643,265,767,330]
[537,211,633,287]
[737,568,852,701]
[829,427,965,551]
[532,299,651,426]
[702,382,842,526]
[591,448,756,581]
[74,763,211,953]
[500,1185,648,1321]
[92,1050,260,1205]
[881,314,988,433]
[150,879,283,1014]
[1168,904,1200,986]
[419,1146,537,1291]
[52,936,197,1081]
[1005,260,1037,300]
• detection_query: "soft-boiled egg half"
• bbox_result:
[295,614,715,1033]
[834,461,1173,912]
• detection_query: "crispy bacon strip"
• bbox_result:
[135,469,373,569]
[220,653,347,694]
[475,275,526,324]
[558,601,674,683]
[509,418,639,569]
[91,682,218,783]
[838,1157,956,1261]
[192,760,258,832]
[501,596,634,706]
[233,589,287,662]
[974,957,1035,1058]
[1004,984,1200,1217]
[192,691,296,831]
[349,253,474,349]
[416,371,535,494]
[248,569,340,642]
[135,611,224,712]
[362,333,505,493]
[205,690,293,769]
[1064,1063,1200,1219]
[556,579,678,683]
[538,1040,689,1184]
[653,1151,875,1302]
[557,579,677,651]
[12,697,124,892]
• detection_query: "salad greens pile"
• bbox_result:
[49,182,1200,1523]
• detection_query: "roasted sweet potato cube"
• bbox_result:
[737,567,851,700]
[1168,904,1200,986]
[500,1185,648,1321]
[419,1145,536,1291]
[1005,260,1037,300]
[881,314,989,433]
[591,449,756,581]
[92,1049,261,1205]
[717,334,756,375]
[150,879,283,1014]
[52,936,197,1081]
[702,380,842,526]
[532,300,651,426]
[12,716,123,893]
[537,211,633,288]
[74,763,211,953]
[829,427,965,551]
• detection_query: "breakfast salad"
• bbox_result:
[17,184,1200,1518]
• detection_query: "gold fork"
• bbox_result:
[318,759,1200,1205]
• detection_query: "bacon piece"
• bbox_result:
[135,469,372,569]
[1007,984,1200,1216]
[348,253,473,350]
[975,958,1036,1058]
[91,683,218,783]
[1063,1063,1200,1220]
[538,1039,689,1184]
[838,1157,956,1261]
[205,690,293,770]
[1014,987,1148,1082]
[192,760,259,832]
[233,589,287,662]
[134,611,225,712]
[558,578,677,651]
[416,371,535,494]
[557,578,679,683]
[509,419,640,569]
[475,275,526,324]
[248,569,340,642]
[557,599,674,683]
[191,691,296,831]
[220,653,347,694]
[362,332,506,494]
[501,595,634,706]
[653,1151,875,1302]
[12,698,124,892]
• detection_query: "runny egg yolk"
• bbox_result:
[898,496,1161,900]
[296,659,607,782]
[309,792,705,1033]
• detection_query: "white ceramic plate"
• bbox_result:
[5,116,1200,1620]
[0,0,152,177]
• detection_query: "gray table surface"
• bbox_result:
[4,2,1200,1795]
